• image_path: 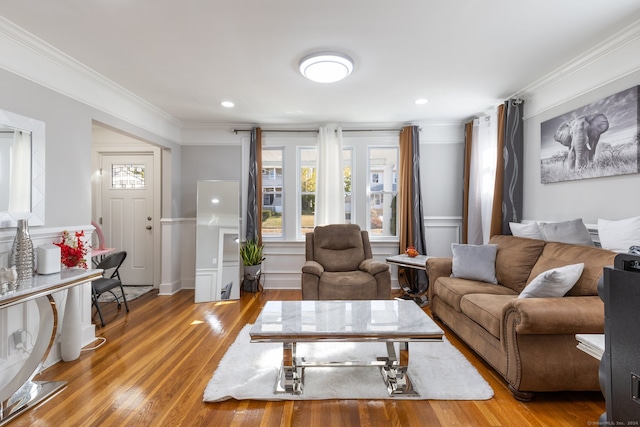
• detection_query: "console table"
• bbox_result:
[0,269,102,426]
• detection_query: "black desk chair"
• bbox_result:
[92,251,129,327]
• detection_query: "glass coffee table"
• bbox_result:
[249,300,444,397]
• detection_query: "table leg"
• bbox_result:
[379,341,419,396]
[0,295,66,426]
[275,342,303,395]
[397,268,429,307]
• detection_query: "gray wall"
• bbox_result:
[0,68,181,226]
[421,141,464,217]
[180,145,243,218]
[0,68,93,227]
[523,74,640,224]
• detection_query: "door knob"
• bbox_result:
[146,225,152,230]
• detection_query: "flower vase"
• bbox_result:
[10,219,35,280]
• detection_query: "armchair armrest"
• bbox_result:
[302,260,324,277]
[502,296,604,338]
[359,259,389,275]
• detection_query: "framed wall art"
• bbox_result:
[540,85,639,184]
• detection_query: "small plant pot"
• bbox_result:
[243,264,262,292]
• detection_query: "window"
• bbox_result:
[297,148,353,236]
[261,148,283,237]
[368,147,398,237]
[112,164,145,189]
[343,148,352,223]
[299,148,316,236]
[261,133,397,241]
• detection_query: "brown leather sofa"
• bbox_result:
[426,234,616,400]
[302,224,391,300]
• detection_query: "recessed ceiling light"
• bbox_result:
[414,98,429,105]
[299,52,354,83]
[211,198,220,204]
[221,101,235,108]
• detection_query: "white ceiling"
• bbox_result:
[2,0,640,127]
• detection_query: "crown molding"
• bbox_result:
[0,16,183,143]
[513,18,640,102]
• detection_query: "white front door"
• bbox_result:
[100,153,155,285]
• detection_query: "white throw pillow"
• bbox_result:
[451,243,498,284]
[509,222,543,240]
[598,216,640,253]
[518,263,585,298]
[539,218,594,246]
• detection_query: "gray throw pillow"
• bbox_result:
[451,243,498,284]
[518,263,584,298]
[539,218,594,246]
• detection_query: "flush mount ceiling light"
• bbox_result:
[414,98,429,105]
[299,52,354,83]
[220,101,235,108]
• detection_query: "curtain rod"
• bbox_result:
[232,128,408,134]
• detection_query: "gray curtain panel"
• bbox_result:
[501,99,524,235]
[410,125,427,258]
[246,127,259,242]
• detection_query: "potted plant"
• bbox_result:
[240,239,264,292]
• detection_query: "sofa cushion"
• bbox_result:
[489,235,546,293]
[318,271,377,299]
[518,263,584,298]
[539,218,594,246]
[313,224,365,272]
[451,243,498,284]
[527,242,616,296]
[433,277,518,312]
[460,294,517,339]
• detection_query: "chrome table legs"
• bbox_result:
[379,341,418,396]
[274,341,418,397]
[275,342,303,394]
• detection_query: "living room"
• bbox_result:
[1,1,640,425]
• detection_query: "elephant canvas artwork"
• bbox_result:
[540,85,640,184]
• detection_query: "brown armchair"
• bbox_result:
[302,224,391,300]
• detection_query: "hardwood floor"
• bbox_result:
[14,289,604,426]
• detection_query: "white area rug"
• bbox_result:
[98,285,154,303]
[203,324,494,401]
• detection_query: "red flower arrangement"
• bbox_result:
[54,230,89,269]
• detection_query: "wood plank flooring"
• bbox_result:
[13,289,605,426]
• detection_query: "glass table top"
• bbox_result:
[250,300,444,342]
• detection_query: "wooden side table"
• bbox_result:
[385,254,432,306]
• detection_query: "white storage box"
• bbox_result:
[37,244,61,274]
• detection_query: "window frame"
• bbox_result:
[366,145,399,239]
[260,132,398,242]
[260,146,285,239]
[297,146,317,239]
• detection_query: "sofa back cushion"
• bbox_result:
[489,235,545,293]
[312,224,366,272]
[527,242,616,296]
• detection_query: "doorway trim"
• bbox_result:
[91,143,162,287]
